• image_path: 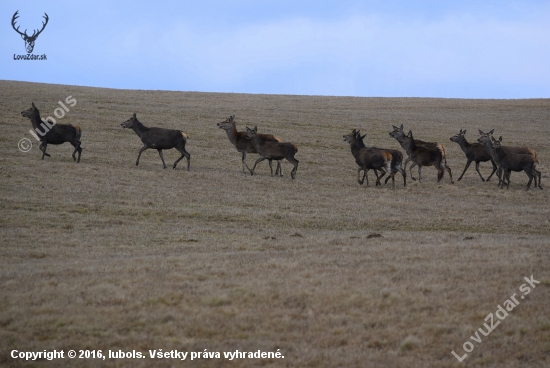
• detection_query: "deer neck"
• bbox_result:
[131,120,149,138]
[249,134,263,151]
[30,110,43,130]
[457,136,471,152]
[403,137,416,155]
[480,139,498,161]
[349,137,362,157]
[225,123,239,145]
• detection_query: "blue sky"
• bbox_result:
[1,0,549,98]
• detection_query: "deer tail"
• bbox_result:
[73,125,82,141]
[181,131,190,141]
[531,149,539,164]
[436,143,447,159]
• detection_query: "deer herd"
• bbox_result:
[20,102,542,191]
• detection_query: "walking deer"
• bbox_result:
[450,129,497,182]
[343,129,395,188]
[392,130,454,183]
[477,129,538,186]
[121,113,190,171]
[491,136,541,190]
[390,124,452,183]
[355,131,406,187]
[21,102,82,162]
[245,126,299,179]
[217,115,282,175]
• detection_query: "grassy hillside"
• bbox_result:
[0,80,549,367]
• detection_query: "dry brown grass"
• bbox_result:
[0,80,549,367]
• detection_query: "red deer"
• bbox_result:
[491,136,541,190]
[217,115,282,175]
[21,102,82,162]
[121,113,190,171]
[355,131,406,187]
[450,129,497,182]
[390,124,452,183]
[477,129,538,186]
[245,126,299,179]
[343,129,395,188]
[392,130,454,183]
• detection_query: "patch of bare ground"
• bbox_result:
[0,80,549,367]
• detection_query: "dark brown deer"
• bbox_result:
[12,11,48,53]
[393,130,454,183]
[390,124,452,182]
[245,126,299,179]
[450,129,497,182]
[217,115,282,175]
[21,102,82,162]
[390,124,454,184]
[355,131,406,187]
[477,129,538,186]
[343,129,394,188]
[491,136,541,190]
[121,113,190,171]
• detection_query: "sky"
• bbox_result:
[1,0,549,98]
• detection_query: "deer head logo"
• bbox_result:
[12,11,49,54]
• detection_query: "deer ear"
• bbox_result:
[391,125,398,130]
[361,134,366,140]
[489,129,494,135]
[478,129,484,135]
[230,115,235,121]
[32,102,36,108]
[463,129,466,135]
[400,124,404,129]
[499,136,503,142]
[407,130,412,137]
[133,112,137,118]
[253,126,258,132]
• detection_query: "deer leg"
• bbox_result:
[472,161,485,182]
[524,168,534,191]
[40,142,50,159]
[288,157,299,180]
[446,164,453,184]
[507,170,513,189]
[70,140,82,163]
[250,156,267,176]
[157,149,167,169]
[241,151,249,173]
[39,142,51,157]
[417,166,422,182]
[173,146,191,171]
[357,167,364,185]
[136,145,149,166]
[535,168,542,189]
[486,160,497,182]
[268,159,274,176]
[376,170,386,186]
[458,159,473,181]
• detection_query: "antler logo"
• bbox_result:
[11,10,49,54]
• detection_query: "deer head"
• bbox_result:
[12,11,49,54]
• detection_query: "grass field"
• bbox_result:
[0,80,549,367]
